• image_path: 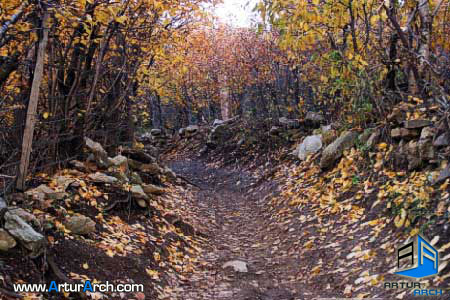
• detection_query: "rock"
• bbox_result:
[139,163,162,175]
[69,160,88,172]
[163,167,177,181]
[150,129,162,136]
[207,124,228,146]
[8,208,40,228]
[213,119,225,126]
[0,196,7,209]
[418,139,435,160]
[186,125,199,133]
[0,229,16,251]
[222,260,248,273]
[122,149,157,163]
[434,132,450,147]
[420,127,435,140]
[366,130,380,148]
[84,137,112,168]
[359,129,373,144]
[403,119,433,129]
[320,131,358,169]
[387,108,404,123]
[322,129,337,145]
[136,199,148,208]
[88,172,118,184]
[405,141,422,170]
[131,185,149,200]
[279,117,300,129]
[54,175,76,191]
[25,184,65,201]
[4,211,44,254]
[142,184,165,195]
[305,111,325,125]
[178,127,186,137]
[64,215,96,235]
[391,128,419,138]
[434,165,450,185]
[128,159,143,170]
[269,126,281,135]
[298,135,322,160]
[110,155,128,170]
[261,288,293,300]
[130,172,143,185]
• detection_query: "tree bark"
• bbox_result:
[17,10,49,190]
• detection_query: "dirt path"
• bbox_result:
[167,157,304,300]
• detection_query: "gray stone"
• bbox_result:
[305,111,325,124]
[84,137,112,168]
[434,132,450,147]
[54,175,76,191]
[69,160,88,172]
[64,215,96,235]
[0,229,16,251]
[298,135,322,160]
[391,128,419,138]
[0,197,7,210]
[279,117,300,129]
[366,130,380,148]
[4,211,44,253]
[110,155,128,169]
[404,119,433,129]
[269,126,281,135]
[131,185,149,200]
[434,165,450,185]
[163,167,177,181]
[186,125,199,133]
[213,119,225,126]
[8,208,40,228]
[88,172,118,184]
[139,163,162,175]
[359,129,373,144]
[222,260,248,273]
[130,172,143,185]
[150,129,162,136]
[320,131,358,169]
[25,184,65,201]
[420,127,436,140]
[142,184,165,195]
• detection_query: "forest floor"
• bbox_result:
[167,156,301,300]
[164,145,449,300]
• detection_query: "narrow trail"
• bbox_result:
[168,157,304,300]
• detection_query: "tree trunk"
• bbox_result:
[17,10,49,190]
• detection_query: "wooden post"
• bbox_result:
[16,11,49,190]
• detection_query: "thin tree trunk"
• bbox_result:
[17,11,49,190]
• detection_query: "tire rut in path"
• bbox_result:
[168,158,296,300]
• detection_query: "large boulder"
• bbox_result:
[320,131,358,169]
[298,135,323,160]
[4,211,44,254]
[64,215,96,235]
[85,137,112,168]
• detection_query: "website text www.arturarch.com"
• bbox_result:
[13,281,144,294]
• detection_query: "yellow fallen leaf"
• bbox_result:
[83,263,89,270]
